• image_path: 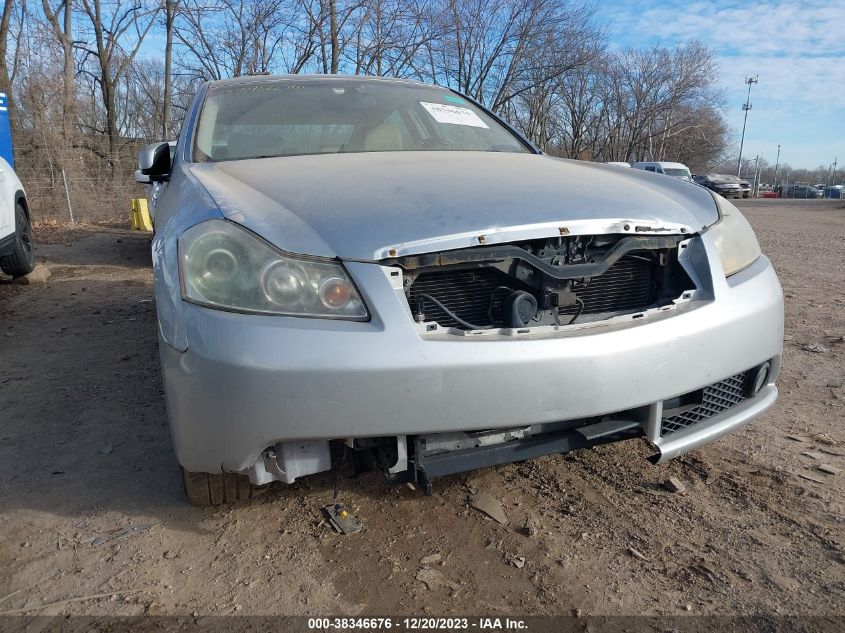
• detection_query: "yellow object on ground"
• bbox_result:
[130,198,153,232]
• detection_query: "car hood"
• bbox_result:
[189,152,718,260]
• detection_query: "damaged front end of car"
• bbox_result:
[384,230,697,335]
[247,224,726,494]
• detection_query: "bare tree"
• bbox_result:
[77,0,159,161]
[162,0,177,138]
[40,0,75,138]
[0,0,18,120]
[350,0,438,77]
[174,0,291,80]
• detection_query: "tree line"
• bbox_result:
[0,0,733,220]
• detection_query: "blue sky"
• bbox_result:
[599,0,845,169]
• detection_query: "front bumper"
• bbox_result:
[160,237,783,475]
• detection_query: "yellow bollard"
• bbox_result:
[130,198,154,232]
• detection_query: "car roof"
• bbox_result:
[206,73,435,91]
[632,161,689,169]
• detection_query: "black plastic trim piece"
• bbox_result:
[386,235,686,280]
[409,426,642,495]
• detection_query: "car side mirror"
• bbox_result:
[139,142,172,181]
[133,169,151,184]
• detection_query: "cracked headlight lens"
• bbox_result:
[179,219,368,319]
[708,196,761,277]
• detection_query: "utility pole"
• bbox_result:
[737,75,758,176]
[773,144,781,188]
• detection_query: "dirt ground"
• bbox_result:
[0,200,843,620]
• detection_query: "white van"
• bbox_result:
[631,161,692,182]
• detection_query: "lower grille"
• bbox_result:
[409,256,658,329]
[661,371,749,437]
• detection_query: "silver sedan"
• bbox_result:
[138,75,783,505]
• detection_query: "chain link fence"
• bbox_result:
[21,173,147,224]
[13,133,148,224]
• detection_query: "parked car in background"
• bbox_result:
[0,156,34,278]
[631,161,693,181]
[785,184,823,199]
[140,74,782,505]
[738,179,751,198]
[605,161,631,167]
[822,185,843,198]
[759,184,778,198]
[693,174,744,199]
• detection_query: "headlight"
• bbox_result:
[707,195,761,276]
[179,219,368,319]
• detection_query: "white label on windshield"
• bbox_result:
[420,102,489,128]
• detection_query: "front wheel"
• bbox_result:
[182,468,270,506]
[0,202,35,277]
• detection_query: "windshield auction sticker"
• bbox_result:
[420,102,489,128]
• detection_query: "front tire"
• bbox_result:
[1,202,35,277]
[182,468,269,506]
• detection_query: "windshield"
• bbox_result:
[194,79,529,161]
[663,168,691,180]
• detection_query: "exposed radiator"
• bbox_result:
[408,256,658,329]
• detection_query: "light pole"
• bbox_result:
[737,75,758,176]
[773,144,781,188]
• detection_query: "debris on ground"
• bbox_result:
[817,464,842,476]
[801,451,824,460]
[469,491,508,525]
[690,563,726,590]
[92,523,157,547]
[518,517,538,537]
[509,555,526,569]
[819,447,845,457]
[0,588,150,615]
[98,443,114,456]
[627,547,651,562]
[415,568,458,594]
[321,503,362,535]
[802,343,828,353]
[12,265,51,285]
[420,553,442,565]
[791,471,828,484]
[663,477,686,493]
